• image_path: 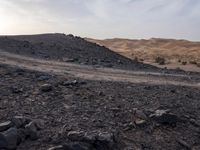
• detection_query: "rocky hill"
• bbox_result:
[0,34,158,71]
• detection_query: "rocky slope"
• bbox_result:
[0,34,159,71]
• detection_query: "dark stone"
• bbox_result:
[11,116,30,128]
[17,128,27,144]
[33,119,44,130]
[67,131,84,141]
[0,134,7,149]
[10,86,23,93]
[62,80,78,86]
[0,121,13,132]
[40,84,52,92]
[48,143,88,150]
[68,143,88,150]
[37,75,50,81]
[62,58,76,62]
[48,145,65,150]
[132,109,148,126]
[0,127,18,150]
[177,139,191,150]
[25,121,38,140]
[150,110,179,125]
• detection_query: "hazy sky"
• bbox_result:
[0,0,200,40]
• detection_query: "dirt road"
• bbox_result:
[0,49,199,87]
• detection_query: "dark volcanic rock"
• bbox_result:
[10,86,23,94]
[0,121,13,132]
[67,131,116,150]
[94,132,115,149]
[40,84,52,92]
[0,116,42,150]
[48,145,65,150]
[25,121,39,140]
[11,116,30,128]
[0,127,18,150]
[150,110,179,125]
[48,143,88,150]
[67,131,85,141]
[37,75,50,81]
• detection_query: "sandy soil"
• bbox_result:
[86,38,200,72]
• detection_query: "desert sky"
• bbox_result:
[0,0,200,40]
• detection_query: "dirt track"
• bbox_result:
[0,49,199,88]
[1,49,200,150]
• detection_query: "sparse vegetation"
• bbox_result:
[155,57,165,65]
[189,61,197,65]
[181,61,187,65]
[134,56,138,62]
[139,58,144,62]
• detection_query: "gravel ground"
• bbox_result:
[0,64,200,150]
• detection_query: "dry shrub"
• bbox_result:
[155,57,165,65]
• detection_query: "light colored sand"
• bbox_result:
[86,38,200,72]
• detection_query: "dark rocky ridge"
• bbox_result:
[0,33,159,71]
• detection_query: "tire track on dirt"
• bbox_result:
[0,50,199,88]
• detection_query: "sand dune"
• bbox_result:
[86,38,200,65]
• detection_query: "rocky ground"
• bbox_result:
[0,64,200,150]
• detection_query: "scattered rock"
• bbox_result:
[64,143,88,150]
[25,121,39,140]
[81,132,96,144]
[10,86,23,93]
[11,116,30,128]
[98,91,104,96]
[17,128,27,143]
[103,64,113,68]
[33,119,45,130]
[67,131,84,141]
[66,131,116,150]
[0,127,18,150]
[37,75,50,81]
[40,84,52,92]
[123,122,135,131]
[110,107,121,112]
[49,143,88,150]
[62,58,77,62]
[62,80,78,86]
[133,109,148,126]
[177,139,191,150]
[0,117,42,149]
[135,119,146,125]
[48,145,64,150]
[189,119,200,127]
[0,121,13,132]
[94,132,115,149]
[150,110,179,125]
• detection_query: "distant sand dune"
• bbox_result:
[86,38,200,64]
[86,38,200,71]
